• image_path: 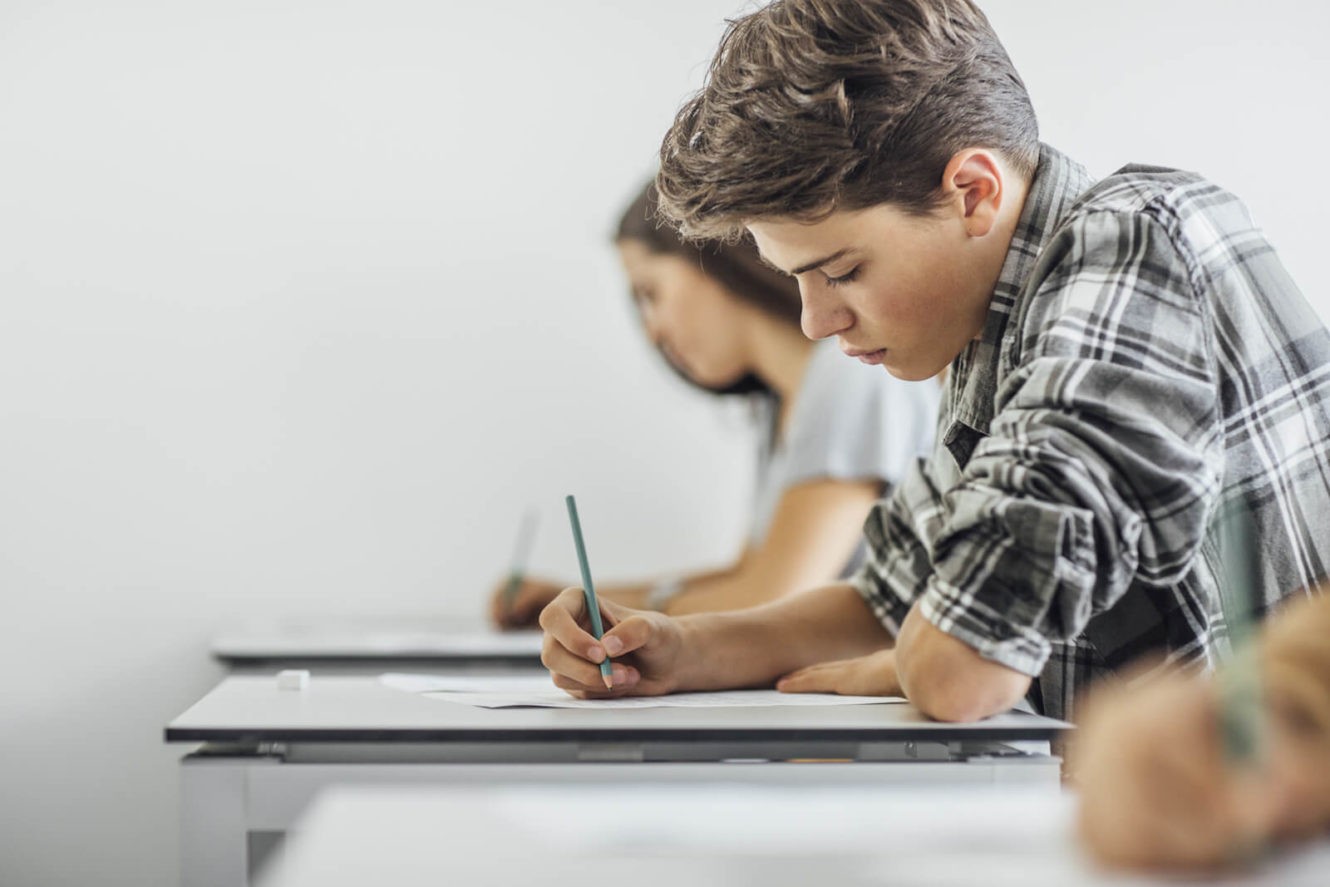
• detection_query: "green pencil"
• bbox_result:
[1215,500,1263,768]
[502,508,539,611]
[1213,500,1266,864]
[565,494,613,689]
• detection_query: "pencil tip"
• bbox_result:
[603,676,613,689]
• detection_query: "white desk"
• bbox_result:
[258,784,1330,887]
[211,616,542,668]
[168,674,1070,887]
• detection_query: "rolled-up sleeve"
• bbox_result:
[861,208,1225,676]
[850,456,944,636]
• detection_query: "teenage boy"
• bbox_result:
[540,0,1330,723]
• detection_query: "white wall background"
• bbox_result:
[0,2,1325,885]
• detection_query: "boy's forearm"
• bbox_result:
[671,583,893,691]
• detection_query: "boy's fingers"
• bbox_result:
[537,590,653,698]
[541,634,612,689]
[601,614,652,657]
[776,664,837,694]
[538,588,605,661]
[550,672,608,698]
[551,666,640,698]
[538,588,644,691]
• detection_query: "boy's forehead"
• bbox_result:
[747,207,887,275]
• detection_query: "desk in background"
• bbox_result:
[211,616,542,670]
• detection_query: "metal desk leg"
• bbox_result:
[180,756,260,887]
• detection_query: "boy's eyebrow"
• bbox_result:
[756,247,853,277]
[791,248,853,276]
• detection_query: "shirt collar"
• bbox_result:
[946,143,1095,436]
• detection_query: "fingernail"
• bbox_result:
[587,645,604,663]
[611,665,628,686]
[603,636,624,656]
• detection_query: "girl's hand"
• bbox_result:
[489,576,565,629]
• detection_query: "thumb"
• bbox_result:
[601,614,654,657]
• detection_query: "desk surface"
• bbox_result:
[211,617,541,665]
[258,784,1330,887]
[165,675,1069,744]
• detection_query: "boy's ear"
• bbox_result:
[941,149,1005,238]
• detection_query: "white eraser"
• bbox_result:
[276,669,310,691]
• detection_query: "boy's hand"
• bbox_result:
[775,649,901,697]
[489,576,564,629]
[539,587,684,698]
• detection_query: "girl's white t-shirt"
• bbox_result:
[749,338,940,575]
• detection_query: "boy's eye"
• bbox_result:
[825,267,860,287]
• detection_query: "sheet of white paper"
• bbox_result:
[380,672,905,708]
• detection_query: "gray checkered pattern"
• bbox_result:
[852,145,1330,721]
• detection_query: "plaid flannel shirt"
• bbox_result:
[852,144,1330,721]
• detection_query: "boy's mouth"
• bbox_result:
[844,347,887,366]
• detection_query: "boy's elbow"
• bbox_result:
[896,609,1033,722]
[906,670,1026,722]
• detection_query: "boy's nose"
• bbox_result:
[799,281,852,340]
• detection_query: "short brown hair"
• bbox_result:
[656,0,1039,239]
